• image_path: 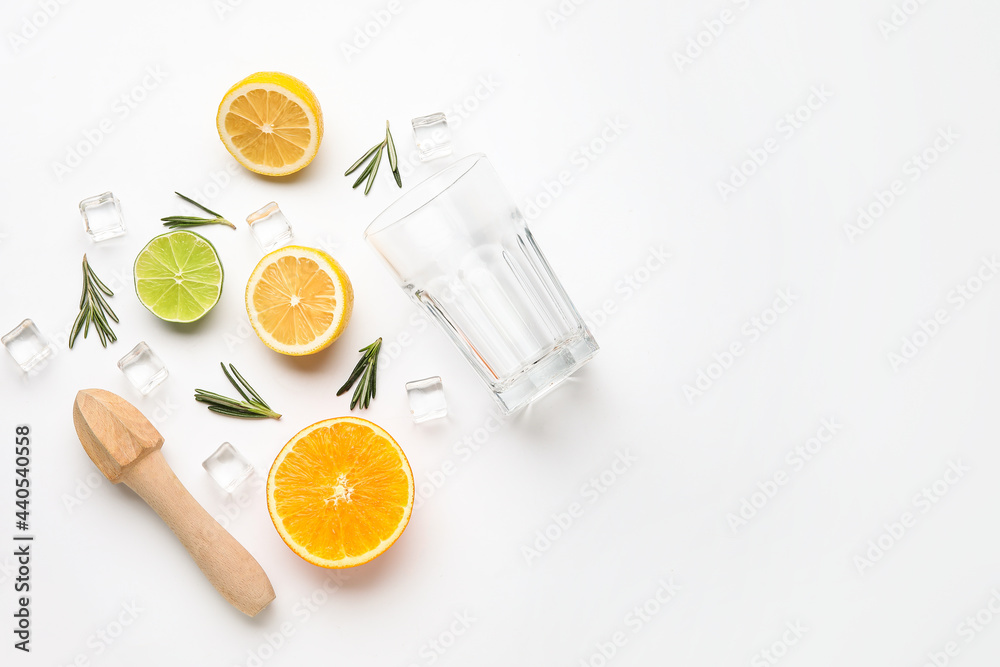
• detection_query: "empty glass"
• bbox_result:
[365,154,598,414]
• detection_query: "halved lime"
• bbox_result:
[134,231,224,323]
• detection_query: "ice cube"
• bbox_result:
[1,319,54,373]
[246,202,293,252]
[411,113,453,162]
[117,341,168,395]
[79,192,126,242]
[405,376,447,422]
[202,442,254,494]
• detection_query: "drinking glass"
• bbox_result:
[365,154,598,414]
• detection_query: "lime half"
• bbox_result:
[134,231,224,323]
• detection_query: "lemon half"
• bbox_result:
[245,246,353,356]
[216,72,323,176]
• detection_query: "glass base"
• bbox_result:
[492,329,599,415]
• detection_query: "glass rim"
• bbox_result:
[364,153,487,240]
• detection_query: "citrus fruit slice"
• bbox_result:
[245,246,353,356]
[267,417,414,568]
[216,71,323,176]
[134,231,224,323]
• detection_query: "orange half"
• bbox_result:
[266,417,414,568]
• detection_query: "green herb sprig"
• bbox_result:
[194,363,281,419]
[69,254,118,349]
[161,192,235,229]
[344,122,402,195]
[337,337,382,409]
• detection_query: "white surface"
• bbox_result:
[2,0,1000,665]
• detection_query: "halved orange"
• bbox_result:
[216,71,323,176]
[267,417,414,568]
[245,246,353,356]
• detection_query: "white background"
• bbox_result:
[2,0,1000,665]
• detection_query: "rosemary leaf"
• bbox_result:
[91,307,115,341]
[175,191,223,218]
[352,157,376,189]
[69,309,86,346]
[386,121,402,188]
[345,141,384,176]
[385,120,398,173]
[162,216,236,229]
[228,363,267,405]
[95,294,119,322]
[350,367,367,410]
[87,262,114,296]
[221,363,254,404]
[336,360,366,394]
[194,390,242,408]
[77,267,88,309]
[364,146,382,196]
[207,405,272,420]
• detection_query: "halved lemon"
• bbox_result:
[216,71,323,176]
[267,417,414,568]
[245,246,353,355]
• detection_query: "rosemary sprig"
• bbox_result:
[161,192,235,229]
[344,122,402,195]
[69,254,118,349]
[336,337,382,410]
[194,363,281,419]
